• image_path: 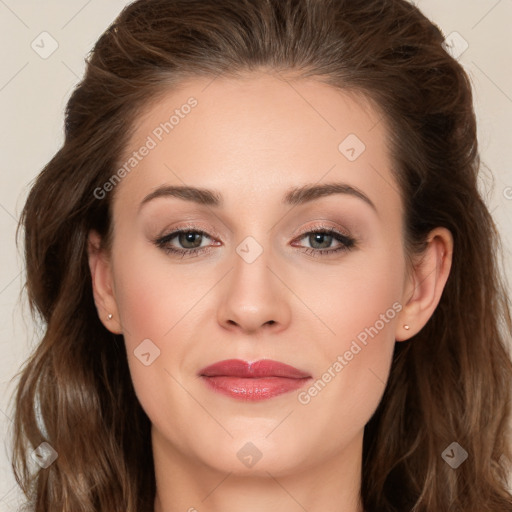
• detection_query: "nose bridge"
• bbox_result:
[217,230,291,332]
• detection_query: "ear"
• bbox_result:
[395,227,453,341]
[87,230,123,334]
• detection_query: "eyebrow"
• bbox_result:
[139,182,377,213]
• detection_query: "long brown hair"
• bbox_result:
[12,0,512,510]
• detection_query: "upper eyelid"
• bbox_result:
[292,223,352,238]
[160,223,351,240]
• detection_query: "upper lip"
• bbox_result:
[199,359,311,379]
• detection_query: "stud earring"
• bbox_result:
[403,324,410,330]
[107,313,113,320]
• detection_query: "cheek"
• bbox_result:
[301,237,404,346]
[295,243,403,423]
[109,239,220,410]
[111,239,196,341]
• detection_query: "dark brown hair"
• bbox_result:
[12,0,512,510]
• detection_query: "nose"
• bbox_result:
[216,244,291,334]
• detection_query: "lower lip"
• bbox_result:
[201,376,311,401]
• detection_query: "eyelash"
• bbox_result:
[153,224,357,259]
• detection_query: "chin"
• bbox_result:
[192,433,311,477]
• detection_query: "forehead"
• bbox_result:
[112,72,401,220]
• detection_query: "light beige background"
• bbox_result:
[0,1,511,509]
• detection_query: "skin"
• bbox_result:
[87,70,453,512]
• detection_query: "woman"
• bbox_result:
[11,0,512,510]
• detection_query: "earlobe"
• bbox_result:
[396,227,453,342]
[87,230,123,334]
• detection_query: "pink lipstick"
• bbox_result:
[198,359,311,401]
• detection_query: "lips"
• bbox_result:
[198,359,311,401]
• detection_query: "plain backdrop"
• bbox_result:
[0,1,511,510]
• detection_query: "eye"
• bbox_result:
[154,228,217,258]
[291,226,356,257]
[153,224,357,259]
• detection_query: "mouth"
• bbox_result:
[198,359,312,401]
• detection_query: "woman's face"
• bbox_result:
[91,71,419,476]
